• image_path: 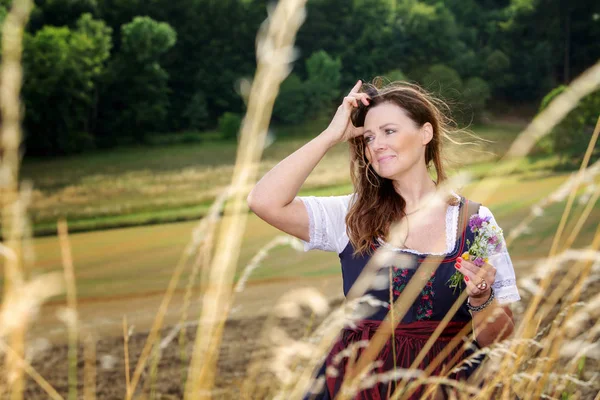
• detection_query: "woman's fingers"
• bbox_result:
[343,96,358,108]
[457,259,495,281]
[347,81,371,105]
[348,92,370,106]
[463,277,484,297]
[349,80,362,95]
[455,258,498,297]
[343,93,371,108]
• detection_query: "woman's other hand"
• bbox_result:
[454,254,497,303]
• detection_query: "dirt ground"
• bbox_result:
[21,264,600,399]
[23,275,343,399]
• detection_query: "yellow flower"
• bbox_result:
[461,252,470,260]
[484,258,489,262]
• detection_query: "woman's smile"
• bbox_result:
[377,155,396,163]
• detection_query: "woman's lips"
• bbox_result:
[377,155,396,163]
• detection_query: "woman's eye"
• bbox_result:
[365,136,374,143]
[385,129,395,135]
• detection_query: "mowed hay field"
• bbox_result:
[16,121,600,398]
[21,121,522,234]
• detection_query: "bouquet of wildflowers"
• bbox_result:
[446,214,505,293]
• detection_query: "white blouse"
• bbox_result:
[298,193,521,305]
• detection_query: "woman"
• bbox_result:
[247,79,520,399]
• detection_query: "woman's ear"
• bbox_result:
[421,122,433,145]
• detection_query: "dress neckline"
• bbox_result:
[375,192,463,257]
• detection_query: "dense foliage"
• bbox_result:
[0,0,597,156]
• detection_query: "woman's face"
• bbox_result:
[362,102,433,179]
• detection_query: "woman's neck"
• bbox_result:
[392,170,438,213]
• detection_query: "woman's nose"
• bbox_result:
[372,135,387,151]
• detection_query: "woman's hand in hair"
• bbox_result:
[322,80,369,145]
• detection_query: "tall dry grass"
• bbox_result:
[1,0,599,398]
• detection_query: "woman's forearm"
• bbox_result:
[247,131,337,210]
[471,301,514,347]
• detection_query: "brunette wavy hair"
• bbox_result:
[345,79,460,256]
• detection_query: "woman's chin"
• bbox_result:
[375,167,402,180]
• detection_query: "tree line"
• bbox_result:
[0,0,598,157]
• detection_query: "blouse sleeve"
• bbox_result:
[479,206,522,305]
[297,194,353,253]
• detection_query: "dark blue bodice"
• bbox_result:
[338,198,477,323]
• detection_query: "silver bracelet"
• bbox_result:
[467,287,495,312]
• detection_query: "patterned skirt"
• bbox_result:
[305,320,481,400]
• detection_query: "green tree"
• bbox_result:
[484,50,512,92]
[22,14,112,155]
[422,64,463,103]
[97,16,176,145]
[304,50,342,110]
[397,0,462,76]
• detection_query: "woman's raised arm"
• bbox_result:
[247,80,369,242]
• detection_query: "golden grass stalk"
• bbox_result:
[0,0,34,397]
[176,187,233,390]
[183,1,308,398]
[234,235,303,293]
[149,343,161,400]
[122,316,131,398]
[58,220,78,400]
[177,242,208,388]
[82,331,97,400]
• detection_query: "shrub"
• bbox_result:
[273,73,306,125]
[218,112,242,140]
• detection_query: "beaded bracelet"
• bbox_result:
[467,287,495,312]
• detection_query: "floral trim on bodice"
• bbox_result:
[416,276,435,320]
[387,266,436,321]
[391,266,409,296]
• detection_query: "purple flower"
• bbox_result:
[489,236,498,245]
[469,215,491,232]
[473,257,485,267]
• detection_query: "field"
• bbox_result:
[21,120,525,235]
[11,120,600,399]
